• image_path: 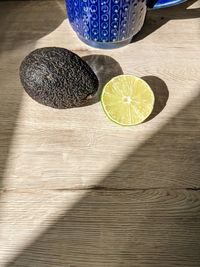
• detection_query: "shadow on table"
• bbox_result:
[0,0,65,191]
[142,76,169,122]
[132,0,200,43]
[5,89,200,266]
[82,55,124,105]
[0,0,66,52]
[79,60,169,122]
[1,1,200,265]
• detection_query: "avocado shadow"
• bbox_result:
[142,76,169,122]
[131,0,199,43]
[82,55,124,105]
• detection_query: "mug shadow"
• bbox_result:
[132,0,199,42]
[81,55,124,106]
[1,1,199,266]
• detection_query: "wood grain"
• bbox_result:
[0,0,200,266]
[0,0,199,190]
[1,189,200,266]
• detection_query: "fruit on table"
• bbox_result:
[101,75,155,126]
[19,47,99,108]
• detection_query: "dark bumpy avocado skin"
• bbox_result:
[19,47,99,108]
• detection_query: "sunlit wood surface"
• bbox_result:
[0,0,200,266]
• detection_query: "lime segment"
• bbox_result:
[101,75,155,126]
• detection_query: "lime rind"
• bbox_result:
[100,75,155,126]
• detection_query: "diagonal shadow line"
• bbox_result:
[4,88,200,267]
[132,0,200,42]
[0,0,66,53]
[0,0,66,199]
[0,1,199,265]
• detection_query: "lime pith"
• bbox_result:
[101,75,155,126]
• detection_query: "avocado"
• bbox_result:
[19,47,99,108]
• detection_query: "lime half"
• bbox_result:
[101,75,155,126]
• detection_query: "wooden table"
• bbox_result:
[0,0,200,266]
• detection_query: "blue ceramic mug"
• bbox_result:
[65,0,187,49]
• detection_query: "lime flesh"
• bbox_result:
[101,75,155,126]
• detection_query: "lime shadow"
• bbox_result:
[142,76,169,122]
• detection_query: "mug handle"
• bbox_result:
[148,0,187,9]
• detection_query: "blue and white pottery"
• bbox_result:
[65,0,187,49]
